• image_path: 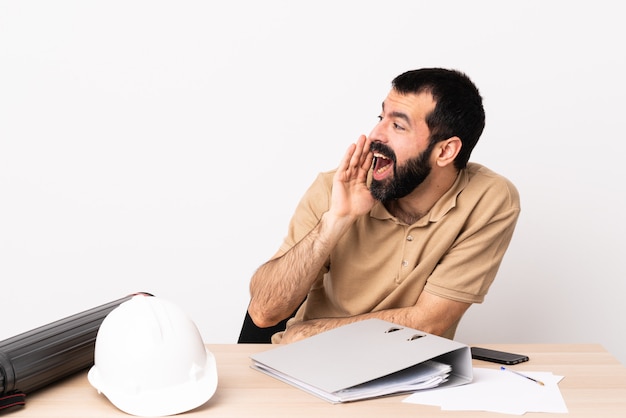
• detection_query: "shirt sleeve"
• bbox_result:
[424,171,521,304]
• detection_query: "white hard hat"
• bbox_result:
[88,295,217,417]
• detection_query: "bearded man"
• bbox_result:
[247,68,520,344]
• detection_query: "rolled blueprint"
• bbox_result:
[0,292,152,411]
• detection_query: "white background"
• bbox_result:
[2,1,625,364]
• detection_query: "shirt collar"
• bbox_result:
[370,168,469,226]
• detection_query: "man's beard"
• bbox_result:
[370,141,434,202]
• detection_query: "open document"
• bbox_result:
[250,319,472,403]
[404,367,567,415]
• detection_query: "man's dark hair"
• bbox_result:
[392,68,485,170]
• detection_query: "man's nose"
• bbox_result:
[369,121,389,143]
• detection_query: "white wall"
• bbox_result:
[2,1,625,364]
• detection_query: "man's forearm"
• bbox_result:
[248,211,355,327]
[280,293,471,343]
[280,309,411,343]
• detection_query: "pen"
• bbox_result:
[500,366,545,386]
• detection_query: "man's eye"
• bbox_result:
[377,115,383,121]
[393,122,405,130]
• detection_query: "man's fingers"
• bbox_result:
[337,142,357,175]
[355,135,373,178]
[336,136,372,183]
[348,136,370,171]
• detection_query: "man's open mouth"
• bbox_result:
[372,152,393,176]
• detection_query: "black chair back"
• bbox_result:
[237,311,292,343]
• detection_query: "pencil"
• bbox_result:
[500,366,545,386]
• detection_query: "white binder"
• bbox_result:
[250,318,473,403]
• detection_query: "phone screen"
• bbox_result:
[470,347,529,365]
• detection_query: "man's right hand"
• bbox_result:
[329,135,376,222]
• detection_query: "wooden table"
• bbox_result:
[10,344,626,417]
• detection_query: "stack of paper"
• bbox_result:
[333,360,451,402]
[404,367,567,415]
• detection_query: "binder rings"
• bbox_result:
[250,318,473,403]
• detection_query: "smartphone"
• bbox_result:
[470,347,529,365]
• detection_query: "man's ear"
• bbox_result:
[435,136,462,167]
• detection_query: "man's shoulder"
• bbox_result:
[297,170,335,211]
[465,162,516,187]
[463,162,520,206]
[318,169,336,182]
[308,169,336,192]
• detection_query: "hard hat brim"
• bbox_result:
[88,349,218,417]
